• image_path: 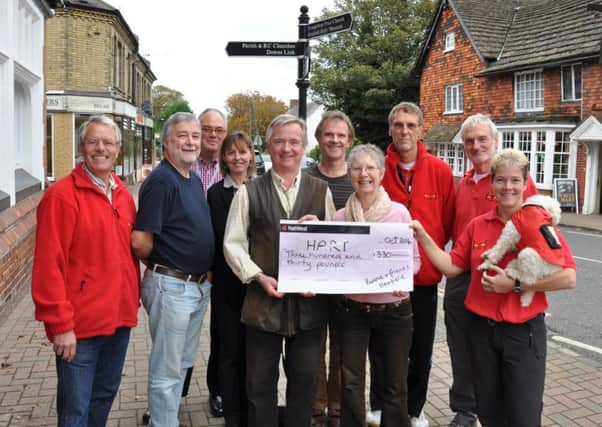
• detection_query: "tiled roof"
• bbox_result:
[423,124,461,143]
[449,0,516,60]
[416,0,602,75]
[481,0,602,74]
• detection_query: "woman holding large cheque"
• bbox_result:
[412,149,576,427]
[333,144,420,427]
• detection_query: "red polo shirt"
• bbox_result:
[450,209,575,323]
[452,168,538,243]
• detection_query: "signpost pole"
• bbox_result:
[297,6,310,122]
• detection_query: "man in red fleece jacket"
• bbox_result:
[32,115,139,427]
[381,102,455,427]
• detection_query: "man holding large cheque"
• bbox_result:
[223,114,336,427]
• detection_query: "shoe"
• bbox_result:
[410,411,429,427]
[311,414,327,427]
[209,394,224,417]
[327,415,340,427]
[366,410,381,427]
[448,412,477,427]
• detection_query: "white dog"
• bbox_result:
[478,194,565,307]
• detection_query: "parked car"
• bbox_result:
[255,150,266,176]
[303,156,316,167]
[261,153,272,171]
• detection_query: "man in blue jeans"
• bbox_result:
[132,112,215,427]
[32,115,140,426]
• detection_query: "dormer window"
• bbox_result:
[445,32,455,52]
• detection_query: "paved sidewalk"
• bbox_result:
[0,284,600,427]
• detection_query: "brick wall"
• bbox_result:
[0,192,42,317]
[582,61,602,119]
[53,112,75,181]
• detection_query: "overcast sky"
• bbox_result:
[108,0,335,115]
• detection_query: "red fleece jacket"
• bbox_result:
[32,164,140,341]
[382,142,456,286]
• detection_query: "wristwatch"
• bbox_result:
[514,278,521,293]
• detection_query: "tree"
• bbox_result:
[310,0,435,148]
[225,92,288,145]
[152,85,185,117]
[154,99,193,137]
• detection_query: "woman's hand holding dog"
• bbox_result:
[481,265,513,294]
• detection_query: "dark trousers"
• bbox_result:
[407,285,438,417]
[217,298,248,426]
[444,273,477,420]
[338,300,413,427]
[246,325,323,427]
[313,319,342,417]
[207,290,220,396]
[368,335,384,411]
[468,313,546,427]
[56,327,130,427]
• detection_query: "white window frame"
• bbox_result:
[434,141,464,176]
[561,63,582,102]
[514,69,544,112]
[445,32,455,52]
[444,83,463,114]
[498,125,573,189]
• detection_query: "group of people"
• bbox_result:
[31,100,576,427]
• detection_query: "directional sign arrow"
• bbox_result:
[307,12,352,39]
[225,41,306,57]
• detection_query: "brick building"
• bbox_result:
[0,0,53,314]
[414,0,602,214]
[45,0,156,184]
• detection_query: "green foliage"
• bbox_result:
[153,99,192,136]
[307,144,321,162]
[310,0,435,149]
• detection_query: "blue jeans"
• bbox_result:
[141,270,211,427]
[55,326,131,427]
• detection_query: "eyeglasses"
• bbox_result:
[201,126,227,136]
[350,165,379,174]
[391,122,419,131]
[85,139,117,147]
[271,139,303,148]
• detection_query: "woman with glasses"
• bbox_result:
[334,144,420,427]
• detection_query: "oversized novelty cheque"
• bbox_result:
[278,220,414,294]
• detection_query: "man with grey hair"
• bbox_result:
[446,113,537,427]
[132,112,214,427]
[224,114,336,427]
[381,102,456,427]
[32,115,140,426]
[192,107,228,418]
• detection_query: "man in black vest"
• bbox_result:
[224,114,335,427]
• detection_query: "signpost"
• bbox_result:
[225,6,353,122]
[307,13,353,39]
[225,42,305,57]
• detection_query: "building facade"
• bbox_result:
[45,0,156,184]
[415,0,602,213]
[0,0,53,313]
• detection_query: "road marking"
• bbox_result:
[573,255,602,264]
[551,335,602,355]
[560,228,602,238]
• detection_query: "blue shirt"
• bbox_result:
[135,160,214,275]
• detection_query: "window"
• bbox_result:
[445,32,455,52]
[46,114,53,179]
[498,127,573,189]
[534,132,546,185]
[515,70,544,112]
[435,142,464,176]
[445,84,463,114]
[553,131,570,179]
[561,64,582,101]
